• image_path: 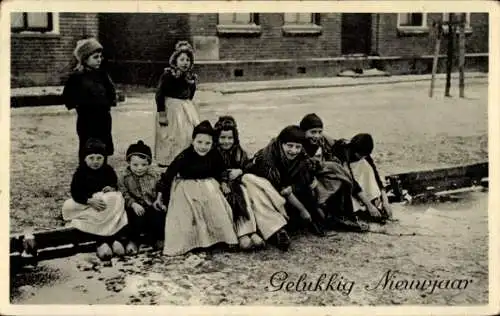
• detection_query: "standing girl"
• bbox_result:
[248,125,326,237]
[63,38,116,163]
[155,41,200,168]
[155,120,238,256]
[214,116,290,251]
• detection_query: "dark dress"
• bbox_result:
[63,67,116,163]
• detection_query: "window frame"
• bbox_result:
[396,13,429,35]
[216,13,261,35]
[282,13,322,36]
[11,12,60,36]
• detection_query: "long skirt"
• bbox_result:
[62,191,128,236]
[154,98,200,166]
[350,158,383,211]
[234,174,288,240]
[163,178,238,256]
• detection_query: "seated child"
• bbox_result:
[214,116,291,251]
[62,138,128,262]
[299,113,368,232]
[331,133,394,223]
[248,125,326,237]
[154,120,239,256]
[118,140,165,254]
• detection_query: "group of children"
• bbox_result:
[61,38,394,262]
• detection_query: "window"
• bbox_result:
[397,13,426,27]
[218,13,256,25]
[11,12,57,33]
[442,13,473,34]
[217,13,261,35]
[284,13,316,24]
[282,13,322,35]
[397,13,429,35]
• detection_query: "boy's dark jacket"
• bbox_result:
[63,68,117,113]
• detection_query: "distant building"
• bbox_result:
[11,12,488,87]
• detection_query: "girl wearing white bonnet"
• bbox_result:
[154,40,201,168]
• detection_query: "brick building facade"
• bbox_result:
[11,12,488,87]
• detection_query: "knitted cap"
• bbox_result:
[73,38,103,63]
[278,125,306,145]
[169,40,195,69]
[84,138,107,157]
[126,140,152,163]
[300,113,323,131]
[192,120,215,139]
[350,133,374,156]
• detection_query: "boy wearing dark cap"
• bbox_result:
[118,140,165,254]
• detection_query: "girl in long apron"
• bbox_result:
[155,41,200,168]
[154,120,238,256]
[214,116,291,251]
[247,125,326,237]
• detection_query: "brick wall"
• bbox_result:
[377,13,489,57]
[189,13,342,60]
[11,13,99,87]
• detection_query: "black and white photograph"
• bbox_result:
[3,1,499,314]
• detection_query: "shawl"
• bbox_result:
[250,138,313,192]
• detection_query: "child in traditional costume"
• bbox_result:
[155,41,200,168]
[118,140,165,255]
[62,139,128,262]
[331,133,394,223]
[155,120,238,256]
[214,116,291,251]
[299,113,369,232]
[248,125,326,237]
[63,38,116,163]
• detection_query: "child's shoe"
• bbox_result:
[250,233,265,249]
[112,240,125,257]
[125,241,139,255]
[97,243,113,261]
[274,229,291,251]
[238,235,252,250]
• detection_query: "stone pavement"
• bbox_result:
[10,73,488,117]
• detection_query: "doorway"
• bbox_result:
[341,13,373,55]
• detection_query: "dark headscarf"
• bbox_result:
[250,126,313,190]
[278,125,307,145]
[350,133,374,157]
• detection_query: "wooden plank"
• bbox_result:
[385,162,488,198]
